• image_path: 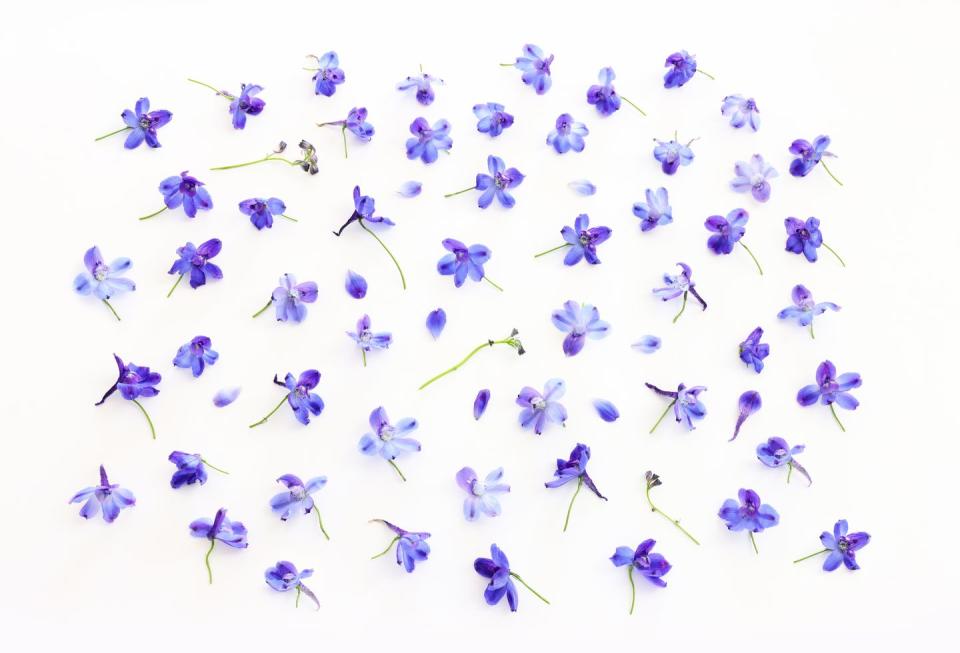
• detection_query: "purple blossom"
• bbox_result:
[610,539,671,614]
[426,308,446,338]
[540,213,610,265]
[797,360,861,431]
[167,238,223,292]
[721,95,760,131]
[308,52,344,96]
[757,437,811,485]
[545,443,607,532]
[333,186,405,289]
[96,97,171,149]
[265,561,319,609]
[397,71,443,105]
[317,107,374,158]
[806,520,871,571]
[516,378,567,435]
[249,370,324,428]
[474,544,549,611]
[652,262,707,322]
[633,187,673,232]
[73,246,134,320]
[437,238,496,289]
[173,336,218,377]
[645,382,707,432]
[358,407,420,481]
[457,467,510,520]
[789,135,841,185]
[706,209,763,274]
[269,474,330,538]
[474,102,514,137]
[169,451,229,488]
[785,217,846,265]
[730,390,761,441]
[405,117,452,164]
[547,113,588,153]
[157,171,213,219]
[653,136,695,175]
[239,197,288,230]
[227,83,265,129]
[259,274,318,323]
[69,465,135,523]
[189,508,248,583]
[663,50,710,88]
[569,180,596,195]
[551,300,610,356]
[587,67,626,116]
[718,489,779,552]
[370,519,431,572]
[730,155,777,202]
[739,327,769,373]
[509,44,553,94]
[95,354,160,439]
[592,399,619,422]
[777,284,840,338]
[471,155,524,209]
[347,314,392,366]
[473,389,490,420]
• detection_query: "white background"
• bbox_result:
[2,0,956,649]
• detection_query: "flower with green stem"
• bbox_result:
[610,538,671,615]
[249,370,324,428]
[265,561,320,609]
[653,262,707,323]
[718,489,779,554]
[73,246,134,321]
[645,382,707,433]
[474,544,550,612]
[317,106,374,158]
[369,519,431,573]
[270,474,330,540]
[189,508,248,584]
[643,472,700,545]
[358,406,420,481]
[186,79,265,129]
[418,329,525,390]
[95,97,172,148]
[94,354,160,439]
[793,519,870,571]
[545,443,607,532]
[333,186,406,290]
[796,360,861,431]
[210,140,318,175]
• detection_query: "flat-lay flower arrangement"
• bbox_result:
[72,45,868,615]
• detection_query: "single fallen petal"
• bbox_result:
[345,270,368,299]
[213,387,241,407]
[426,308,446,338]
[473,389,491,420]
[631,335,661,353]
[568,179,596,196]
[592,399,619,422]
[398,181,422,197]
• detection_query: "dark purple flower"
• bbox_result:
[730,390,761,441]
[545,443,607,531]
[96,97,171,149]
[257,274,318,323]
[473,389,491,420]
[549,214,611,265]
[653,135,695,175]
[370,519,431,573]
[426,308,446,338]
[239,197,288,230]
[269,474,329,538]
[814,520,870,571]
[265,561,319,609]
[789,135,841,185]
[189,508,248,583]
[347,314,392,366]
[154,171,213,219]
[396,71,443,105]
[173,336,218,377]
[228,83,265,129]
[778,284,840,338]
[307,52,344,96]
[593,399,619,422]
[797,360,861,431]
[358,407,421,481]
[517,378,567,435]
[474,102,514,137]
[652,263,707,322]
[345,270,367,299]
[705,208,747,254]
[437,238,497,289]
[785,217,846,265]
[73,246,134,320]
[317,107,374,158]
[586,67,646,116]
[730,154,777,202]
[167,238,223,293]
[718,489,779,552]
[474,544,549,611]
[249,370,324,428]
[551,300,611,356]
[739,327,769,373]
[405,117,452,164]
[610,539,670,614]
[722,95,759,131]
[645,382,707,432]
[69,465,135,523]
[757,437,811,485]
[663,50,712,88]
[169,451,229,488]
[633,188,673,232]
[508,44,553,94]
[457,467,510,520]
[95,354,160,439]
[547,113,588,153]
[333,187,405,290]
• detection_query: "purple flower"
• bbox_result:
[69,465,135,523]
[239,197,288,230]
[473,389,491,420]
[168,451,229,488]
[398,181,422,198]
[358,407,420,481]
[516,378,567,435]
[437,239,496,288]
[457,467,510,520]
[473,155,524,209]
[545,443,607,531]
[718,489,779,552]
[370,519,431,573]
[730,390,761,441]
[551,300,610,356]
[610,539,671,614]
[228,83,265,129]
[789,135,841,185]
[426,308,446,338]
[653,136,695,175]
[739,327,769,373]
[73,246,134,320]
[249,370,324,428]
[509,44,553,94]
[797,360,861,431]
[778,284,840,338]
[652,262,707,322]
[474,544,549,611]
[265,561,319,609]
[706,209,763,274]
[345,270,367,299]
[757,437,811,485]
[722,95,760,131]
[167,238,223,293]
[568,180,596,196]
[95,354,160,439]
[593,399,619,423]
[587,67,620,116]
[405,118,452,164]
[157,171,213,219]
[213,387,241,407]
[548,214,611,265]
[785,217,846,265]
[317,107,374,158]
[730,155,777,202]
[189,508,248,583]
[97,97,171,149]
[633,187,673,232]
[645,382,707,432]
[308,52,344,96]
[269,474,330,538]
[811,520,871,571]
[547,113,588,153]
[333,186,405,289]
[632,335,661,354]
[663,50,710,88]
[261,274,318,323]
[474,102,514,137]
[173,336,218,377]
[347,314,392,366]
[397,71,443,105]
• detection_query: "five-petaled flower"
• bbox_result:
[537,214,611,265]
[359,407,421,481]
[474,544,550,611]
[256,273,318,323]
[308,51,345,96]
[229,84,265,129]
[814,520,870,571]
[269,474,330,539]
[347,314,392,366]
[610,539,671,614]
[173,336,218,377]
[437,239,497,288]
[69,465,135,523]
[509,44,553,94]
[777,284,840,338]
[784,217,845,265]
[189,508,248,583]
[318,107,374,158]
[545,443,607,531]
[397,71,443,105]
[517,378,568,435]
[475,155,524,208]
[547,113,588,153]
[73,246,135,320]
[756,437,811,485]
[721,95,760,131]
[653,136,695,175]
[457,467,510,521]
[706,209,764,273]
[633,188,673,232]
[730,155,777,202]
[158,171,213,219]
[168,239,223,293]
[796,360,861,431]
[239,197,288,230]
[738,327,769,373]
[95,353,161,439]
[645,382,708,432]
[474,102,514,137]
[587,67,621,116]
[789,135,841,184]
[663,50,704,88]
[370,519,431,573]
[551,300,611,356]
[405,117,452,164]
[96,97,172,149]
[249,369,324,428]
[265,561,320,609]
[718,489,779,553]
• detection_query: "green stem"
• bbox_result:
[418,338,514,390]
[252,298,273,318]
[102,299,121,322]
[696,68,716,80]
[672,292,688,323]
[793,548,829,564]
[649,400,676,434]
[280,214,299,222]
[371,536,400,559]
[361,349,367,368]
[822,242,847,267]
[315,509,330,540]
[201,459,230,475]
[534,243,572,258]
[645,482,700,545]
[341,126,348,159]
[510,573,550,605]
[131,399,156,440]
[620,96,647,116]
[295,585,301,608]
[137,206,167,221]
[786,463,793,484]
[249,394,289,428]
[749,531,759,555]
[444,186,476,198]
[739,241,763,275]
[809,323,815,340]
[387,459,407,482]
[95,126,132,141]
[820,160,843,186]
[359,221,407,290]
[499,62,515,67]
[204,539,215,584]
[166,274,183,298]
[829,404,846,432]
[562,477,583,532]
[483,276,504,292]
[186,78,236,99]
[627,567,636,615]
[209,155,297,171]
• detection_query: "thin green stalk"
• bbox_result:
[739,241,763,275]
[361,349,367,368]
[749,531,759,555]
[510,573,550,605]
[820,160,843,186]
[793,549,829,564]
[280,214,299,222]
[672,292,688,323]
[186,78,235,99]
[131,399,156,440]
[649,400,677,434]
[483,276,504,292]
[387,459,407,482]
[252,298,273,318]
[295,585,302,608]
[204,539,215,584]
[627,567,636,615]
[418,338,516,390]
[534,243,572,258]
[359,221,407,290]
[210,155,297,171]
[371,536,400,559]
[167,274,183,298]
[696,68,716,80]
[499,62,515,67]
[137,206,167,221]
[341,126,348,159]
[829,404,846,432]
[102,299,121,322]
[809,323,815,340]
[620,96,647,116]
[249,394,289,428]
[645,482,700,545]
[562,477,583,532]
[444,186,475,198]
[822,242,847,267]
[95,126,132,141]
[201,459,230,475]
[787,463,793,484]
[315,509,330,540]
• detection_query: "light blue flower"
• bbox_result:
[547,113,588,153]
[456,467,510,520]
[632,188,673,232]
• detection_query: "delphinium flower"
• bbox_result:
[398,181,422,198]
[69,465,135,523]
[213,387,241,407]
[166,239,223,297]
[347,314,392,367]
[705,209,763,275]
[138,171,213,221]
[252,273,318,323]
[793,520,871,571]
[419,328,525,390]
[653,133,696,175]
[777,284,840,339]
[445,155,525,209]
[797,360,861,431]
[265,561,319,609]
[610,539,671,615]
[586,67,646,116]
[345,270,367,299]
[95,354,160,439]
[730,390,761,441]
[474,544,550,612]
[474,102,514,137]
[789,135,842,185]
[652,262,707,323]
[473,389,490,419]
[730,155,777,203]
[739,327,769,373]
[168,451,229,488]
[457,467,510,520]
[436,238,502,290]
[397,68,443,105]
[317,107,374,158]
[186,79,265,129]
[517,378,567,435]
[189,508,248,584]
[269,474,330,539]
[249,369,324,428]
[534,214,611,265]
[569,180,596,196]
[721,95,760,131]
[785,217,846,266]
[95,97,172,148]
[73,246,134,321]
[593,399,619,423]
[369,519,431,572]
[551,301,611,356]
[358,407,420,481]
[210,140,318,175]
[643,472,700,544]
[239,197,297,230]
[172,336,218,377]
[333,186,406,290]
[645,382,707,433]
[304,51,344,96]
[545,443,606,532]
[633,188,673,232]
[663,50,714,88]
[546,113,588,154]
[405,117,453,164]
[501,44,553,94]
[718,489,779,554]
[757,437,811,485]
[426,308,446,338]
[632,335,662,354]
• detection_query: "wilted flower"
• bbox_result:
[437,239,501,289]
[426,308,446,338]
[551,300,610,356]
[653,135,695,175]
[738,327,769,373]
[517,378,567,435]
[652,262,707,322]
[777,284,840,338]
[545,443,607,531]
[535,214,611,265]
[797,360,861,431]
[167,238,223,295]
[474,102,514,137]
[633,188,673,232]
[189,508,248,583]
[473,389,491,420]
[397,70,443,105]
[249,370,324,428]
[333,186,406,290]
[721,95,759,131]
[173,336,218,377]
[270,474,330,539]
[663,50,713,87]
[73,246,134,320]
[730,390,761,441]
[95,97,172,149]
[610,539,671,614]
[419,328,524,390]
[789,135,841,185]
[730,155,777,202]
[547,113,588,153]
[265,561,320,609]
[718,489,779,553]
[252,274,318,323]
[95,354,160,439]
[756,437,811,485]
[474,544,549,611]
[505,44,553,94]
[168,451,229,488]
[210,140,318,175]
[645,382,707,432]
[370,519,431,572]
[794,520,871,571]
[306,52,345,96]
[347,314,392,366]
[359,407,420,481]
[69,465,135,523]
[457,467,510,520]
[139,171,213,220]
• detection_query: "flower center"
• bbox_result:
[470,480,486,497]
[531,397,546,411]
[291,486,307,500]
[838,537,850,552]
[494,172,509,189]
[379,425,395,441]
[93,262,109,281]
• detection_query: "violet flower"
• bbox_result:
[95,97,172,148]
[405,117,452,164]
[167,238,223,296]
[445,155,525,209]
[138,171,213,221]
[789,135,842,185]
[721,95,760,131]
[396,70,443,105]
[794,520,871,571]
[437,238,502,290]
[645,382,707,433]
[457,467,510,520]
[517,378,567,435]
[473,389,490,419]
[534,214,611,265]
[186,79,264,129]
[652,262,707,322]
[730,155,777,202]
[345,270,367,299]
[551,300,610,356]
[306,52,344,96]
[69,465,135,523]
[189,508,248,583]
[730,390,762,441]
[359,407,420,481]
[587,67,646,116]
[240,197,295,230]
[347,314,392,366]
[252,274,318,323]
[249,370,324,428]
[739,327,769,373]
[333,186,406,290]
[369,519,431,572]
[663,50,713,88]
[426,308,446,338]
[644,471,700,544]
[270,474,330,539]
[503,44,553,94]
[474,102,514,137]
[73,246,134,321]
[168,451,229,489]
[718,489,779,554]
[419,328,524,390]
[474,544,550,611]
[653,134,695,175]
[633,188,673,232]
[705,209,763,274]
[610,539,671,614]
[545,443,607,532]
[210,140,318,175]
[547,113,588,153]
[777,284,840,339]
[95,354,160,439]
[785,217,846,266]
[318,107,374,158]
[757,437,811,485]
[173,336,218,377]
[265,561,319,609]
[797,360,862,431]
